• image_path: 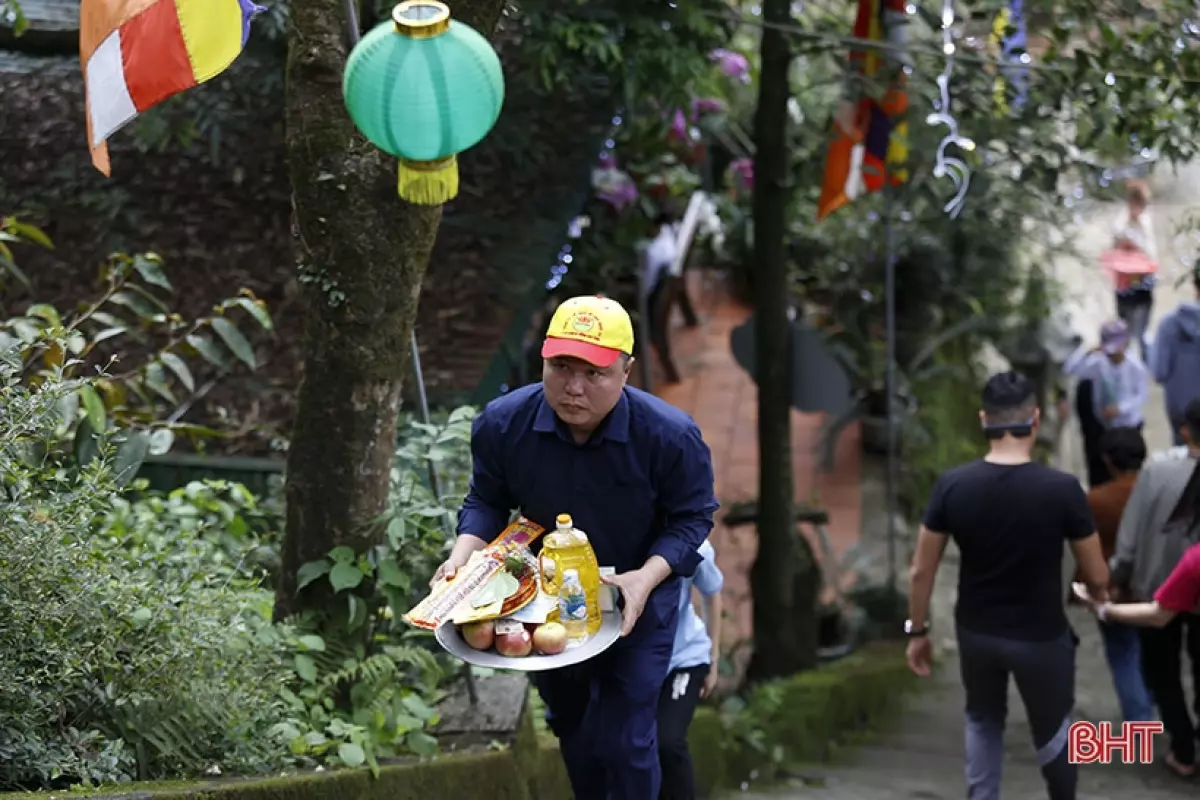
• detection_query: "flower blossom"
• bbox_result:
[709,49,751,83]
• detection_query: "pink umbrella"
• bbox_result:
[1100,247,1158,291]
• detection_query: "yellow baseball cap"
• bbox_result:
[541,295,635,368]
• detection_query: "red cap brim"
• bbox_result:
[541,337,623,368]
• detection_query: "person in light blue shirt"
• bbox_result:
[1065,319,1149,432]
[656,538,723,800]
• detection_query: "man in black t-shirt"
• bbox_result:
[905,371,1110,800]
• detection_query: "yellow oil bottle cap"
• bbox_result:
[556,513,573,527]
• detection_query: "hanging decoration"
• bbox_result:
[79,0,264,176]
[816,0,910,221]
[342,1,505,206]
[990,0,1030,115]
[926,0,974,218]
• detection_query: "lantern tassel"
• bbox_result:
[397,156,459,205]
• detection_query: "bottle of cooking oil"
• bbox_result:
[539,514,602,635]
[558,569,589,644]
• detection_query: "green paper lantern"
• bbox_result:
[342,1,505,205]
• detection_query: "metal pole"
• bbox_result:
[883,191,898,592]
[344,0,476,705]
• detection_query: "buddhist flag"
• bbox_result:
[817,0,909,221]
[80,0,264,175]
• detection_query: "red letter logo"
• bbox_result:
[1069,721,1163,764]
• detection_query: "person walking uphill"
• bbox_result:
[1150,266,1200,446]
[906,371,1110,800]
[430,294,719,800]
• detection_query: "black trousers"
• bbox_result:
[1139,613,1200,765]
[657,664,708,800]
[647,275,682,384]
[1075,380,1110,489]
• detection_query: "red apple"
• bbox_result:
[532,622,568,655]
[460,620,495,651]
[494,619,532,657]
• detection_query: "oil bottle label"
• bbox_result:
[560,593,587,621]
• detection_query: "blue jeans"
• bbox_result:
[958,626,1077,800]
[1098,620,1156,722]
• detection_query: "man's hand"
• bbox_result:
[1102,404,1120,420]
[906,636,933,677]
[429,552,470,587]
[602,568,658,636]
[700,663,719,699]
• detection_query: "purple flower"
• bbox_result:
[690,97,726,120]
[593,167,639,212]
[709,49,751,83]
[597,151,618,170]
[669,108,688,141]
[729,158,754,192]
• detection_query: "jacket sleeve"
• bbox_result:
[1062,343,1096,378]
[1111,466,1153,585]
[456,412,516,540]
[647,423,719,578]
[1150,314,1175,384]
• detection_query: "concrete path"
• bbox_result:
[725,166,1200,798]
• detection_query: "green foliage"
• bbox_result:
[0,342,289,790]
[0,248,273,480]
[270,406,478,775]
[0,215,51,289]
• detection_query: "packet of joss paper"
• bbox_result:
[402,516,544,630]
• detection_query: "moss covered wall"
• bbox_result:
[3,643,916,800]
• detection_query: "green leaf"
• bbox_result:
[144,362,178,404]
[406,731,438,756]
[78,385,106,433]
[470,571,518,609]
[296,559,331,592]
[329,562,364,592]
[185,333,230,370]
[113,431,150,487]
[109,290,160,319]
[297,634,326,652]
[337,742,366,768]
[401,694,436,721]
[8,221,52,249]
[227,296,274,331]
[130,607,153,625]
[329,545,355,564]
[294,653,318,682]
[377,559,410,590]
[147,428,175,455]
[347,594,367,632]
[132,254,172,290]
[210,317,256,369]
[159,352,195,392]
[25,304,61,327]
[74,416,102,467]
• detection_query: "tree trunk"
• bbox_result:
[746,0,819,680]
[274,0,507,621]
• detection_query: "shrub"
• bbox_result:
[0,347,289,790]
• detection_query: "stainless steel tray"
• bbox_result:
[435,611,623,672]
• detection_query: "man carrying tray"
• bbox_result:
[431,294,719,800]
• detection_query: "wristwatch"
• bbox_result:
[904,619,929,637]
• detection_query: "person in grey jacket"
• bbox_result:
[1111,398,1200,776]
[1150,268,1200,446]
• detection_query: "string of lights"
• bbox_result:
[543,115,623,292]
